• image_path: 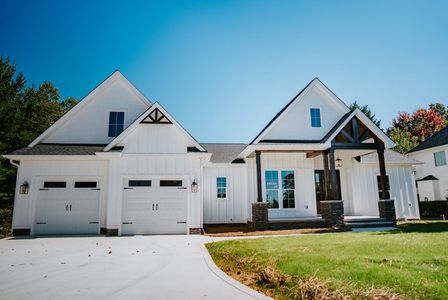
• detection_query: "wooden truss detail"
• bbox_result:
[141,108,172,124]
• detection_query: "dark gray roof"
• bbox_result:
[416,175,438,181]
[201,143,247,163]
[360,149,421,164]
[8,144,108,156]
[408,126,448,153]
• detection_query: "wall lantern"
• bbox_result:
[335,157,343,168]
[20,181,29,194]
[191,180,198,193]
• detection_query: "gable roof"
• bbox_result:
[251,78,350,144]
[416,175,439,181]
[408,126,448,153]
[29,70,151,147]
[7,144,108,156]
[104,102,206,152]
[360,149,422,165]
[201,143,247,163]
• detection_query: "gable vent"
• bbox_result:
[141,108,172,124]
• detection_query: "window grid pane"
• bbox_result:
[109,112,125,137]
[216,177,227,198]
[310,108,321,127]
[265,171,280,208]
[434,151,447,166]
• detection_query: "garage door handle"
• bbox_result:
[91,188,100,190]
[177,187,187,189]
[156,204,158,210]
[124,187,133,190]
[122,222,133,225]
[89,222,99,224]
[40,188,49,191]
[176,221,186,224]
[36,222,46,224]
[66,204,68,211]
[152,204,155,210]
[69,204,72,211]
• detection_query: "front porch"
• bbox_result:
[250,114,398,229]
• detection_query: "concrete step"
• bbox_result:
[345,221,394,228]
[344,217,388,223]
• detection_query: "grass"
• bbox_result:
[206,221,448,300]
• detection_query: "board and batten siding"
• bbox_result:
[352,163,420,219]
[202,165,247,224]
[12,159,108,233]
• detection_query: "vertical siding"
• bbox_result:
[203,165,247,224]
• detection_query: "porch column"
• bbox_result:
[377,143,396,224]
[322,150,330,200]
[329,148,341,200]
[255,150,263,202]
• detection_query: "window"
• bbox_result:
[282,170,295,208]
[265,170,296,209]
[310,108,321,127]
[434,151,447,167]
[265,171,279,208]
[75,181,97,188]
[129,180,151,187]
[108,112,124,137]
[160,180,183,187]
[216,177,227,198]
[44,181,66,188]
[376,175,390,199]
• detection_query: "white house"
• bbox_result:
[408,126,448,201]
[4,71,421,236]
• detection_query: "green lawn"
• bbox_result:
[206,221,448,300]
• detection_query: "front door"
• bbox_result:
[314,170,341,214]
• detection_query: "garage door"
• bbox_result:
[34,179,100,235]
[122,178,188,235]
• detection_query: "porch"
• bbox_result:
[250,114,397,229]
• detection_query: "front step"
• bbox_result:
[344,217,394,228]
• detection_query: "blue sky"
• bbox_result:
[1,0,447,143]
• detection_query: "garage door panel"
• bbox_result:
[122,178,188,235]
[34,179,100,235]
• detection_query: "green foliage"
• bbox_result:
[0,57,78,197]
[429,102,448,124]
[349,101,381,128]
[387,127,419,154]
[207,221,448,300]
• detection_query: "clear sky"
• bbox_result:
[1,0,447,143]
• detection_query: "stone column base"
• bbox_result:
[251,202,268,230]
[189,228,203,235]
[378,199,396,225]
[321,200,344,228]
[12,228,31,236]
[106,228,119,236]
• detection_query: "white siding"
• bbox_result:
[119,124,192,154]
[409,145,448,200]
[203,165,247,224]
[12,159,108,233]
[263,85,348,141]
[43,78,149,144]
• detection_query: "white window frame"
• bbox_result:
[264,170,295,209]
[216,177,227,199]
[107,109,127,137]
[434,150,447,167]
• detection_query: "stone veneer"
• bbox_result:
[189,228,203,235]
[320,200,344,227]
[251,202,269,230]
[378,199,396,225]
[106,228,119,236]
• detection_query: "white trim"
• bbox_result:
[103,102,206,152]
[252,78,350,144]
[29,71,151,147]
[408,144,448,155]
[238,143,327,158]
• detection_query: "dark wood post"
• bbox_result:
[377,144,390,199]
[322,150,330,200]
[255,151,263,202]
[329,148,340,200]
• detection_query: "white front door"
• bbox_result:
[34,179,100,235]
[122,178,188,235]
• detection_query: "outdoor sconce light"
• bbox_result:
[20,181,29,194]
[335,157,343,168]
[191,180,198,193]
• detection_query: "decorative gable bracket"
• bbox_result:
[141,108,172,124]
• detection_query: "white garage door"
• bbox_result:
[34,179,100,235]
[122,178,188,235]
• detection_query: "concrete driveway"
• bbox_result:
[0,235,268,300]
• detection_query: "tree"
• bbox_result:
[349,101,381,128]
[387,108,445,153]
[429,102,448,124]
[0,57,78,198]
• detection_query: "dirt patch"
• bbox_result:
[204,225,349,237]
